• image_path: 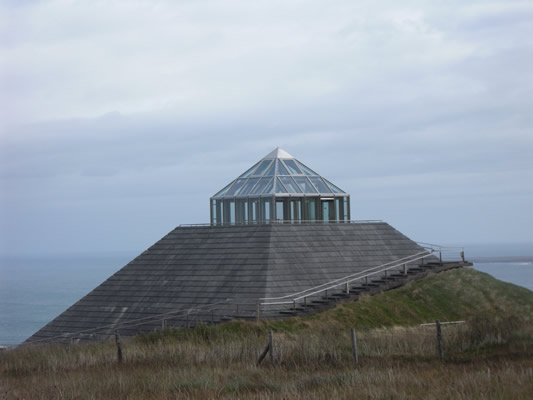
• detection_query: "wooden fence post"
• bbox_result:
[435,320,443,361]
[350,328,358,365]
[257,330,274,365]
[114,330,123,363]
[268,330,274,364]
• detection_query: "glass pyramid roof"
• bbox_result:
[212,147,347,198]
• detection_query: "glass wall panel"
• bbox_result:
[235,199,247,224]
[276,201,284,222]
[228,200,236,224]
[335,198,340,222]
[216,200,224,225]
[322,201,330,223]
[282,159,302,175]
[344,197,349,221]
[262,198,272,222]
[291,200,301,223]
[279,176,302,193]
[306,198,317,221]
[277,160,290,175]
[294,176,317,193]
[251,199,259,223]
[211,200,217,225]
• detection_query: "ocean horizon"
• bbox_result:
[1,243,532,347]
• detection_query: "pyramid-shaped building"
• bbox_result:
[26,148,466,344]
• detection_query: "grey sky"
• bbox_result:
[1,0,532,255]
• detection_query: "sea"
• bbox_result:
[1,243,533,347]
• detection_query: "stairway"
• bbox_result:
[270,261,455,318]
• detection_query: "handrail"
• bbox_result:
[180,220,383,227]
[416,241,464,251]
[260,251,436,306]
[259,250,432,302]
[257,245,466,309]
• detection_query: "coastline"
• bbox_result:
[470,256,533,263]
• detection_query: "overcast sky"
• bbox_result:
[1,0,532,256]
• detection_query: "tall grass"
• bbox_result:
[2,316,533,399]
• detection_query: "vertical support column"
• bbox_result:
[403,264,407,275]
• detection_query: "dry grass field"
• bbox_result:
[2,268,533,399]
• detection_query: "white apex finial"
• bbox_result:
[262,147,294,159]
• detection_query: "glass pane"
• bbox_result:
[251,200,258,222]
[293,176,317,193]
[322,201,329,222]
[211,200,217,224]
[296,161,318,176]
[279,176,302,193]
[225,179,247,196]
[282,159,302,175]
[324,178,345,193]
[277,159,290,175]
[306,198,316,221]
[239,162,260,179]
[309,177,332,193]
[213,181,234,198]
[344,197,349,221]
[276,178,288,193]
[276,201,284,221]
[237,177,260,196]
[263,161,276,176]
[262,178,274,194]
[249,177,271,194]
[253,160,272,176]
[229,201,235,224]
[263,199,271,221]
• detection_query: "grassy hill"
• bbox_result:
[2,268,533,399]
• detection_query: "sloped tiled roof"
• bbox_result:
[26,222,432,343]
[212,147,346,198]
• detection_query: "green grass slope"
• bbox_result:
[314,267,533,330]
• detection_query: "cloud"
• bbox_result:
[0,0,532,254]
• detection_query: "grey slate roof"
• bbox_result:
[26,222,432,343]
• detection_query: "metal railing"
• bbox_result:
[248,243,467,319]
[180,220,383,227]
